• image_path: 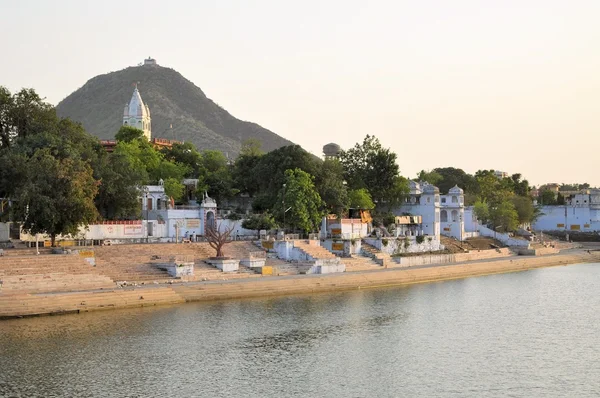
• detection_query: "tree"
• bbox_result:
[115,125,145,142]
[163,177,185,201]
[197,150,238,203]
[161,142,203,178]
[251,145,320,211]
[339,135,400,204]
[242,213,278,232]
[473,200,490,225]
[94,152,146,220]
[431,167,477,194]
[511,196,535,225]
[12,149,99,246]
[417,169,443,186]
[0,87,57,149]
[275,168,325,233]
[539,190,557,205]
[348,188,375,209]
[314,159,349,216]
[206,225,234,258]
[489,201,519,233]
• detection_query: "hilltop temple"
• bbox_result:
[123,85,152,141]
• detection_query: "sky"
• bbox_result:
[1,0,599,187]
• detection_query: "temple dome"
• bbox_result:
[125,87,149,118]
[448,185,464,194]
[422,183,440,194]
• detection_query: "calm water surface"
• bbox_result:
[1,263,600,397]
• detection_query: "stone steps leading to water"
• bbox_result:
[0,287,185,318]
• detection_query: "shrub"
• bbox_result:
[416,235,425,244]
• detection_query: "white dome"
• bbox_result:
[448,185,464,194]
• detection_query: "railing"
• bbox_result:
[284,234,301,240]
[308,233,319,240]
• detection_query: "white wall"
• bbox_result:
[364,237,443,254]
[532,205,600,232]
[478,225,530,247]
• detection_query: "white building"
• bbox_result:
[123,85,152,141]
[390,181,467,240]
[532,189,600,232]
[440,185,465,240]
[393,181,441,238]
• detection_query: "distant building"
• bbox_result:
[101,85,179,152]
[532,189,600,232]
[494,170,509,179]
[143,57,157,66]
[123,85,152,141]
[323,143,341,160]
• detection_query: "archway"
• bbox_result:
[206,211,215,230]
[451,210,458,222]
[440,210,448,222]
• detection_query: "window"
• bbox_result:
[427,197,431,203]
[451,210,458,222]
[435,195,440,203]
[440,210,448,222]
[452,196,458,203]
[441,197,446,203]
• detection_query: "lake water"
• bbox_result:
[1,263,600,397]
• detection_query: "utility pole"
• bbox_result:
[282,183,286,235]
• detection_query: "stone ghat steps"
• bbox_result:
[293,241,338,260]
[0,273,115,294]
[0,288,185,318]
[361,242,392,266]
[343,255,382,271]
[0,255,101,273]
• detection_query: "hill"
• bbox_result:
[56,61,294,155]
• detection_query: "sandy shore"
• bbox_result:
[1,249,599,319]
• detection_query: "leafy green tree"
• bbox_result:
[511,196,535,225]
[239,138,263,157]
[348,188,375,209]
[251,145,320,211]
[417,169,443,186]
[539,189,557,205]
[11,149,99,246]
[473,200,490,224]
[275,168,325,233]
[161,142,203,178]
[489,200,519,233]
[340,135,400,204]
[163,177,185,201]
[197,150,238,203]
[242,212,278,232]
[431,167,477,194]
[94,152,146,220]
[314,159,349,216]
[0,87,57,149]
[115,125,145,142]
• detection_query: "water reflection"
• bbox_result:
[1,263,600,397]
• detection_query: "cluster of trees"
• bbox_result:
[0,87,408,239]
[417,168,537,232]
[2,86,552,240]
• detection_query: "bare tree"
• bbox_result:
[206,225,234,258]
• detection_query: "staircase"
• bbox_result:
[92,242,261,283]
[0,287,185,318]
[342,254,382,272]
[0,254,116,294]
[361,241,392,267]
[293,240,338,260]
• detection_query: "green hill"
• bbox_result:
[56,62,294,155]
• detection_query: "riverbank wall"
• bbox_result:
[1,250,599,319]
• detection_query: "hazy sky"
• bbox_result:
[2,0,599,187]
